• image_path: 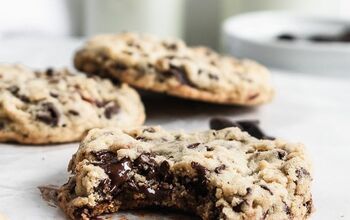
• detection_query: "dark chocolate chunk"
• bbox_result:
[209,118,275,140]
[187,143,200,149]
[304,199,313,216]
[7,85,19,94]
[104,102,120,119]
[277,33,297,41]
[260,185,273,195]
[114,62,127,71]
[134,153,158,179]
[108,158,132,191]
[277,150,287,160]
[0,121,4,130]
[232,200,245,213]
[45,68,54,76]
[191,162,207,176]
[36,102,60,126]
[214,164,226,174]
[208,73,219,80]
[163,64,196,87]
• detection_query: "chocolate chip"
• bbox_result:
[260,185,273,195]
[104,102,120,119]
[49,92,58,98]
[7,85,19,94]
[68,110,79,116]
[283,201,291,215]
[214,164,226,174]
[208,73,219,80]
[108,158,132,191]
[7,86,30,103]
[232,200,245,213]
[304,199,313,216]
[209,118,275,140]
[191,162,207,176]
[163,42,178,50]
[248,93,259,100]
[277,150,287,160]
[45,68,54,76]
[134,153,158,179]
[296,167,311,179]
[163,64,195,87]
[36,102,60,126]
[143,127,156,133]
[114,62,127,71]
[277,33,297,41]
[0,121,4,130]
[187,143,200,149]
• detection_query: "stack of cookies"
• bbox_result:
[0,33,313,220]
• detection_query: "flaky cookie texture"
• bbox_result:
[74,32,274,106]
[57,126,313,220]
[0,65,145,144]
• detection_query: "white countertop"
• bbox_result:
[0,37,349,220]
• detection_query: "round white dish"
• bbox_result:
[222,11,350,75]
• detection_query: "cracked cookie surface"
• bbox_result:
[74,32,274,106]
[56,126,313,219]
[0,65,145,144]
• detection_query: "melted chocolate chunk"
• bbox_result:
[163,64,195,87]
[260,185,273,195]
[187,143,200,149]
[214,164,226,174]
[104,102,120,119]
[209,118,275,140]
[36,102,60,126]
[134,153,158,179]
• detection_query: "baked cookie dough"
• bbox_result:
[74,33,274,106]
[56,126,313,219]
[0,65,145,144]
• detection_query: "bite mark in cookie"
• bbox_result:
[54,126,313,219]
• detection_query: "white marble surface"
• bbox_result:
[0,38,349,219]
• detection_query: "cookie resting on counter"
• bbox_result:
[55,126,313,219]
[74,32,274,106]
[0,65,145,144]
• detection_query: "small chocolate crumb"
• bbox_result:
[232,200,245,213]
[277,33,297,41]
[0,121,4,130]
[214,164,226,174]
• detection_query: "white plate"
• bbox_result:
[222,11,350,75]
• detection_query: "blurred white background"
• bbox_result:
[1,0,350,50]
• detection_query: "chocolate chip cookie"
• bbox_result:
[74,33,274,106]
[55,126,313,219]
[0,65,145,144]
